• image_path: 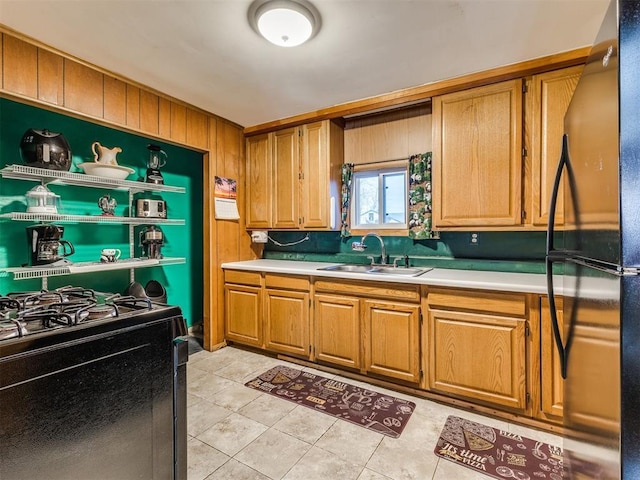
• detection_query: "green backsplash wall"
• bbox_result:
[0,98,203,327]
[263,230,552,274]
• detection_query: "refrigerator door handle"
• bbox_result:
[545,134,568,379]
[545,260,567,379]
[546,135,568,256]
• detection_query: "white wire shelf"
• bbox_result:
[0,212,185,225]
[0,164,185,194]
[0,257,186,280]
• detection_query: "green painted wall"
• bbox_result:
[263,230,556,274]
[0,98,203,327]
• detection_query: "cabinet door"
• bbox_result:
[529,66,582,226]
[246,134,272,229]
[363,300,421,383]
[265,288,309,357]
[432,79,523,228]
[540,296,564,419]
[314,294,361,369]
[300,121,329,228]
[272,128,299,229]
[427,307,527,410]
[224,284,262,347]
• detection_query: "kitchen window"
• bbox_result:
[351,166,408,230]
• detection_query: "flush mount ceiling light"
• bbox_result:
[248,0,321,47]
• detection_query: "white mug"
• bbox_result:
[100,248,121,263]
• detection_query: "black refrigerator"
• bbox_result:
[546,0,640,478]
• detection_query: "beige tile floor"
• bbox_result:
[187,345,562,480]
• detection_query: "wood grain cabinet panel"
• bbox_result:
[314,294,361,370]
[246,133,273,229]
[427,288,528,410]
[300,121,342,229]
[428,308,527,410]
[63,59,104,118]
[432,79,523,228]
[265,288,310,357]
[540,296,564,419]
[528,66,582,226]
[103,76,127,125]
[3,35,37,98]
[272,127,299,229]
[37,49,63,105]
[363,300,421,383]
[245,120,342,230]
[0,35,3,87]
[224,283,263,348]
[139,89,159,135]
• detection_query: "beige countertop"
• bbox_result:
[221,259,560,295]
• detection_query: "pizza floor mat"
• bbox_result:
[245,365,415,438]
[434,415,565,479]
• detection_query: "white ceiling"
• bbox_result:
[0,0,610,129]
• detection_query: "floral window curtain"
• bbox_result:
[408,152,439,239]
[340,163,354,237]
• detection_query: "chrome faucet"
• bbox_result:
[352,233,387,265]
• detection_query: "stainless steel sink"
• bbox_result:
[318,264,431,276]
[319,264,374,273]
[369,266,430,276]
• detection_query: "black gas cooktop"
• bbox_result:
[0,285,163,342]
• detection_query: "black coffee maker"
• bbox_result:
[140,225,164,259]
[26,224,75,266]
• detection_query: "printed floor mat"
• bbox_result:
[245,365,415,438]
[434,415,564,479]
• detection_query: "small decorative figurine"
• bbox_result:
[98,194,117,216]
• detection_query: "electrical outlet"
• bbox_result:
[470,232,480,246]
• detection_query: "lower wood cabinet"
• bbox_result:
[265,287,310,357]
[223,269,567,429]
[263,274,311,358]
[539,296,564,421]
[314,294,361,369]
[223,270,311,358]
[224,271,263,348]
[426,288,528,411]
[313,280,421,384]
[363,300,421,383]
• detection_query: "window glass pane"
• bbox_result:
[383,172,406,224]
[356,174,379,225]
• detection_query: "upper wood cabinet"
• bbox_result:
[246,133,273,229]
[245,120,343,230]
[273,127,299,228]
[432,79,523,228]
[527,66,582,227]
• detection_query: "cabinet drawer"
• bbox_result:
[265,274,309,291]
[427,287,526,317]
[314,280,419,302]
[224,270,261,286]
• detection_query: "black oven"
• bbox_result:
[0,288,188,480]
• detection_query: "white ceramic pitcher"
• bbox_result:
[91,141,122,165]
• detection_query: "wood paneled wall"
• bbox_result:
[0,28,255,350]
[344,105,432,164]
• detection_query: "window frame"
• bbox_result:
[350,165,409,231]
